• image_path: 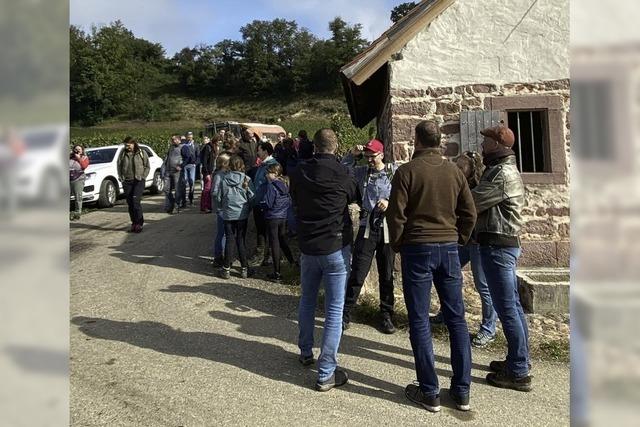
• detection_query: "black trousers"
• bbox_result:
[253,206,267,248]
[266,218,294,274]
[123,179,145,226]
[224,219,248,269]
[343,226,395,321]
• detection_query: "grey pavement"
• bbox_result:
[70,193,570,426]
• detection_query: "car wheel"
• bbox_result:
[150,170,164,194]
[97,179,117,208]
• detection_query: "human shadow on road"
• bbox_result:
[70,315,412,407]
[160,282,487,384]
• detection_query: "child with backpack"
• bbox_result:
[260,163,296,282]
[215,155,255,279]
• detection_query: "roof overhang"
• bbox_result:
[340,0,455,127]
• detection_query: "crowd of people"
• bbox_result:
[71,120,530,413]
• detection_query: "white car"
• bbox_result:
[11,124,68,205]
[75,144,165,208]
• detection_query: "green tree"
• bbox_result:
[390,2,418,23]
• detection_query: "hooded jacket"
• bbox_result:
[216,170,255,221]
[261,179,291,220]
[254,156,280,204]
[290,153,359,255]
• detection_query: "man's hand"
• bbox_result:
[351,145,364,156]
[376,198,389,212]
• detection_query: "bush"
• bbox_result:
[330,113,375,156]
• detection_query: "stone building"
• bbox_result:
[340,0,570,268]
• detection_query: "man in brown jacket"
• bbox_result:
[387,120,476,413]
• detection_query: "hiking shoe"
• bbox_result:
[448,390,470,411]
[405,383,441,412]
[267,272,282,283]
[471,331,496,348]
[489,360,532,373]
[315,368,348,392]
[429,312,444,324]
[298,354,314,366]
[486,370,532,392]
[380,314,396,334]
[220,267,231,279]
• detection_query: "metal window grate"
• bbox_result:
[508,111,548,173]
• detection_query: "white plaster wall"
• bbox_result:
[391,0,569,89]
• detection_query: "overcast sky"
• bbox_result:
[70,0,406,56]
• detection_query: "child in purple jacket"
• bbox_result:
[260,163,296,282]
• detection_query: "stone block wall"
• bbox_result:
[379,78,570,268]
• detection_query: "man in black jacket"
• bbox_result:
[289,128,359,392]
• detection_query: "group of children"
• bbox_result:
[210,148,295,282]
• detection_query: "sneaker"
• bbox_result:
[405,383,441,412]
[267,272,282,283]
[315,368,348,392]
[448,390,470,411]
[486,370,532,392]
[489,360,532,373]
[220,267,231,279]
[471,331,496,348]
[248,252,263,267]
[380,314,396,334]
[240,268,249,279]
[133,224,143,233]
[298,354,314,366]
[429,312,444,324]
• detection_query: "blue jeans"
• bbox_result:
[479,245,529,377]
[181,164,196,204]
[214,212,226,258]
[298,246,351,382]
[401,243,471,397]
[459,243,496,336]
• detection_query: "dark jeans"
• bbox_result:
[401,243,471,397]
[123,179,145,226]
[266,218,294,274]
[479,245,530,377]
[343,226,394,322]
[253,207,267,249]
[224,219,248,269]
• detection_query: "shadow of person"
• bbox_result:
[71,316,413,406]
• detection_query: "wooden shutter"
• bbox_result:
[459,110,501,154]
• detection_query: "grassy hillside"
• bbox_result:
[71,94,374,158]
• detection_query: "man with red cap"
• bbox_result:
[473,123,531,392]
[341,139,397,334]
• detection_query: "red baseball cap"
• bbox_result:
[364,139,384,154]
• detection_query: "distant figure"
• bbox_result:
[211,153,230,268]
[250,142,280,266]
[387,120,476,413]
[216,155,255,279]
[199,135,218,213]
[297,130,314,160]
[179,131,198,207]
[69,144,90,220]
[238,129,258,171]
[163,135,183,214]
[117,137,150,233]
[260,163,296,282]
[290,128,359,392]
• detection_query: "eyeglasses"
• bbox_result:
[364,152,381,159]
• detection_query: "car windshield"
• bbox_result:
[86,148,118,164]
